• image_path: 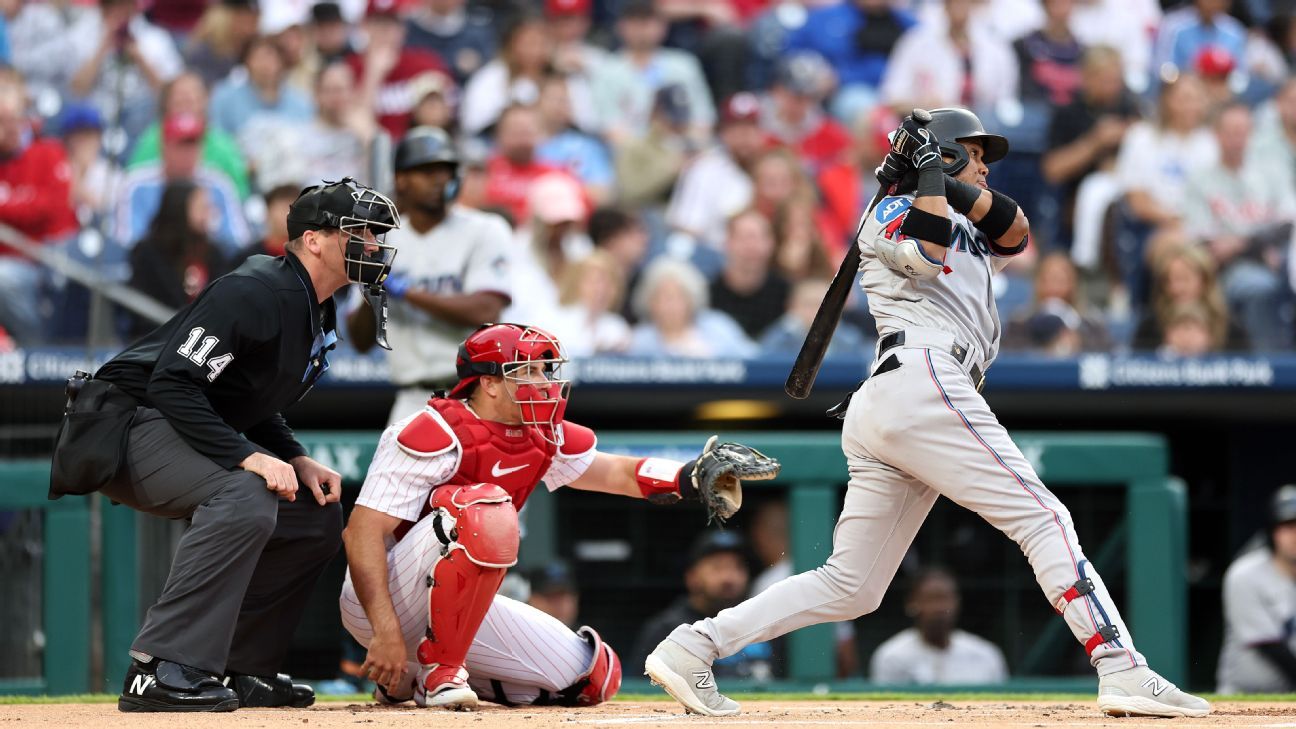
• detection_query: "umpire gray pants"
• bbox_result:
[100,408,342,676]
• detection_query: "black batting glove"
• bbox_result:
[892,116,943,172]
[875,150,910,186]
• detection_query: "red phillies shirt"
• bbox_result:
[347,49,451,139]
[764,117,851,172]
[483,156,565,224]
[0,138,78,254]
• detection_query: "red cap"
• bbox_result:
[162,113,204,143]
[366,0,399,18]
[545,0,591,16]
[1194,46,1236,78]
[720,92,761,126]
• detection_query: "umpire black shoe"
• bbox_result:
[118,657,239,712]
[225,672,316,708]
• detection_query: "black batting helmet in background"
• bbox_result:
[394,126,462,201]
[926,108,1010,175]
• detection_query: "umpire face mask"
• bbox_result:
[340,187,401,288]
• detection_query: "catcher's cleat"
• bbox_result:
[224,672,315,708]
[644,638,739,717]
[414,664,478,711]
[373,680,416,705]
[1097,666,1210,718]
[118,657,238,713]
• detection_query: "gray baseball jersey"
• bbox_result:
[383,207,513,387]
[1217,548,1296,693]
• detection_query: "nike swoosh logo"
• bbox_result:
[491,461,529,478]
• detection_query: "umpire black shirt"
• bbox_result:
[97,252,337,469]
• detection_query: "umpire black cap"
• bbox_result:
[926,107,1009,175]
[287,178,396,239]
[394,126,460,173]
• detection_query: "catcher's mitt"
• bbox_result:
[688,436,781,524]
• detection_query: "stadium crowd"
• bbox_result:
[1,0,1295,359]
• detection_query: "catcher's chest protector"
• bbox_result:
[431,399,557,510]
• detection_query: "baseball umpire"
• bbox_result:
[645,109,1212,718]
[48,178,401,712]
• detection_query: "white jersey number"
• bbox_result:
[178,326,235,382]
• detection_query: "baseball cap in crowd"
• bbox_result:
[1025,312,1069,347]
[686,530,747,569]
[163,112,204,143]
[529,172,587,224]
[1193,46,1236,78]
[366,0,400,18]
[57,103,103,137]
[310,1,344,24]
[529,561,578,595]
[545,0,591,17]
[619,0,657,19]
[720,92,761,127]
[260,3,307,35]
[653,83,690,126]
[775,52,833,98]
[221,0,259,10]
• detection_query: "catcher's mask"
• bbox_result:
[925,107,1009,176]
[287,177,401,288]
[451,323,571,445]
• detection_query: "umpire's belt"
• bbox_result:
[877,329,986,392]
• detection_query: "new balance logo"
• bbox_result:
[693,671,715,690]
[1141,676,1169,696]
[129,674,156,695]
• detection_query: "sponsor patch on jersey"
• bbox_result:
[875,196,912,224]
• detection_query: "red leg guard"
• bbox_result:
[543,626,622,707]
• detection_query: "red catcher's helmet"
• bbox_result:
[449,323,571,444]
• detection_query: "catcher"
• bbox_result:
[340,322,778,710]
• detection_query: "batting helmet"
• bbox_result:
[926,108,1010,175]
[450,323,571,444]
[1272,485,1296,527]
[394,126,461,201]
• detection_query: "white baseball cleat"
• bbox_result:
[644,638,740,717]
[1097,666,1211,718]
[414,664,479,711]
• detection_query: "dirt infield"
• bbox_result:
[2,699,1294,728]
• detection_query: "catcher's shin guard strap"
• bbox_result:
[1084,624,1121,656]
[635,457,689,504]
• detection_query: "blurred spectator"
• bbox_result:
[1151,0,1246,84]
[1013,0,1084,108]
[6,0,81,111]
[880,0,1019,114]
[751,147,834,279]
[58,103,121,225]
[1194,45,1240,113]
[126,180,230,339]
[68,0,184,141]
[614,83,693,208]
[869,568,1008,685]
[666,92,762,249]
[591,0,715,145]
[129,71,250,200]
[1217,484,1296,694]
[232,183,298,265]
[404,0,496,86]
[1251,76,1296,183]
[1114,74,1215,234]
[1184,103,1294,351]
[1041,45,1139,251]
[710,208,789,339]
[587,206,650,322]
[760,278,868,357]
[483,104,564,224]
[185,0,261,86]
[0,77,77,344]
[406,71,456,131]
[1158,302,1216,357]
[1069,0,1159,95]
[1133,243,1246,352]
[628,257,756,358]
[309,2,356,64]
[505,171,590,329]
[783,0,916,121]
[249,59,393,192]
[267,5,315,94]
[759,52,849,172]
[526,561,581,630]
[349,0,452,139]
[630,530,773,681]
[818,106,895,257]
[654,0,750,101]
[460,12,554,137]
[1003,252,1111,353]
[347,126,511,424]
[147,0,208,38]
[208,35,313,145]
[547,0,609,127]
[115,112,250,259]
[536,73,614,204]
[549,250,631,356]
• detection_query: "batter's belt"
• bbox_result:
[876,329,986,392]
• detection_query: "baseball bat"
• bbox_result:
[784,108,931,400]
